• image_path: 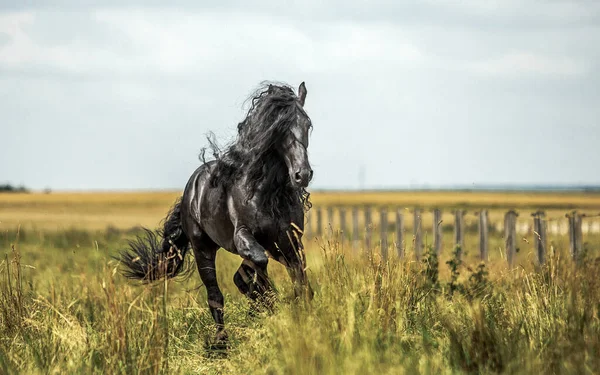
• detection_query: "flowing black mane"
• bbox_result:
[200,82,312,216]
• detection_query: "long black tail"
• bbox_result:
[116,197,191,283]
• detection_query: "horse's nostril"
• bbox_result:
[295,172,302,181]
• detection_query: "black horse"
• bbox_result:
[117,81,314,347]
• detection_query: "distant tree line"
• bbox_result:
[0,183,29,193]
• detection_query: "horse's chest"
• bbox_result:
[251,211,301,243]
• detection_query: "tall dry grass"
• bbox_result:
[1,225,599,374]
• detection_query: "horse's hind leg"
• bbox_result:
[189,234,227,348]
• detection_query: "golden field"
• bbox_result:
[1,190,600,374]
[2,190,599,231]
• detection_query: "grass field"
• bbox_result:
[1,191,600,374]
[2,190,600,231]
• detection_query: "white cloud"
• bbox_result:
[470,51,587,76]
[1,7,594,82]
[318,23,423,65]
[0,12,36,64]
[0,11,148,75]
[0,9,425,80]
[0,11,33,35]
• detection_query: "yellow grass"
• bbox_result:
[0,191,179,230]
[310,190,600,209]
[2,190,600,373]
[2,190,598,231]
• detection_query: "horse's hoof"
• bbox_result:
[207,341,228,352]
[215,330,228,342]
[204,331,229,355]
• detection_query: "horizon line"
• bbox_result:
[5,183,600,194]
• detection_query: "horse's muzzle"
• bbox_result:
[293,168,313,188]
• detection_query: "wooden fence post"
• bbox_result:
[532,210,547,265]
[567,211,583,262]
[305,211,311,238]
[454,210,465,258]
[327,206,334,236]
[478,210,489,262]
[316,207,322,237]
[396,209,404,259]
[414,208,423,261]
[352,207,359,250]
[433,208,443,255]
[365,206,372,250]
[505,210,518,268]
[339,207,346,242]
[380,208,388,261]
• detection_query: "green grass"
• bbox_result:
[1,226,600,374]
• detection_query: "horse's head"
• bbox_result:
[234,81,314,195]
[278,82,313,189]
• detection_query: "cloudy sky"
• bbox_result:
[1,1,599,191]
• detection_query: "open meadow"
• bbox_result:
[1,190,600,374]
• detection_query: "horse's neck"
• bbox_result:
[246,156,297,208]
[252,153,287,181]
[253,162,288,192]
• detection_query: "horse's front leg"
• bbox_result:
[233,260,272,299]
[277,233,314,301]
[233,226,275,307]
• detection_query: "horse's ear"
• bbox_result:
[298,82,307,106]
